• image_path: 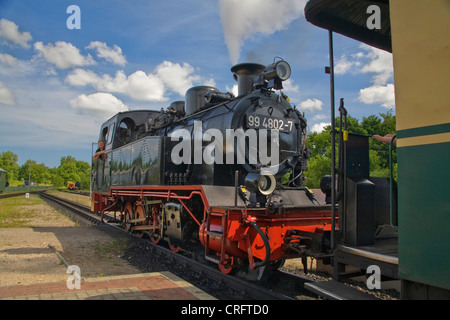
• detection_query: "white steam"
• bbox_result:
[219,0,306,64]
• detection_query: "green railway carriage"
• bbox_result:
[390,1,450,299]
[305,0,450,299]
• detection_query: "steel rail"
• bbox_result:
[39,191,102,226]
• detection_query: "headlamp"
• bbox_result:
[244,172,277,196]
[265,60,291,81]
[264,60,291,90]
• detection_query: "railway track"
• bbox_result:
[0,190,45,200]
[39,191,102,226]
[38,191,318,300]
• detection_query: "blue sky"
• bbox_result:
[0,0,395,168]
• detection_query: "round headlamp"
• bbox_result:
[244,172,277,196]
[274,60,291,81]
[264,60,291,82]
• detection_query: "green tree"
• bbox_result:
[53,156,91,189]
[0,151,92,189]
[304,154,331,188]
[304,112,396,188]
[18,160,52,185]
[0,151,20,183]
[76,160,91,190]
[56,162,80,187]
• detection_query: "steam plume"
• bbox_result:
[219,0,306,64]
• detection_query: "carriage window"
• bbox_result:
[119,118,135,144]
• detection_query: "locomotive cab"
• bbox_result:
[92,110,165,192]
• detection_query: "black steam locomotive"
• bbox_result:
[91,59,332,274]
[93,59,308,195]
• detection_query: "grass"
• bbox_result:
[0,194,43,228]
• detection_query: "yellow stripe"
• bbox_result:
[397,132,450,147]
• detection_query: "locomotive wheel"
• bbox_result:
[218,262,234,274]
[218,254,235,274]
[150,235,160,244]
[169,243,181,253]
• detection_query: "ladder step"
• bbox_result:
[205,255,220,264]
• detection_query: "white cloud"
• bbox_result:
[0,81,15,105]
[34,41,96,69]
[360,46,393,85]
[335,45,393,85]
[310,122,330,133]
[0,53,19,66]
[359,83,395,108]
[70,92,129,118]
[125,71,166,101]
[0,19,32,47]
[282,79,299,93]
[86,41,127,66]
[0,53,33,77]
[313,114,327,121]
[334,45,395,108]
[65,68,101,86]
[299,98,323,112]
[334,55,360,75]
[155,61,202,96]
[65,61,213,102]
[219,0,307,64]
[44,67,57,76]
[95,70,128,93]
[67,69,166,102]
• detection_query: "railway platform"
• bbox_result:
[0,272,216,300]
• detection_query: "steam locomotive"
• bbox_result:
[91,59,333,274]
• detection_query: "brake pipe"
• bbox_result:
[248,220,271,268]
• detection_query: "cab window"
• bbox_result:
[101,126,109,143]
[119,118,135,144]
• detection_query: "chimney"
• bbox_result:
[231,63,265,96]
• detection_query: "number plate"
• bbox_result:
[246,114,294,132]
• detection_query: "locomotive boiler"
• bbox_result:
[91,59,334,274]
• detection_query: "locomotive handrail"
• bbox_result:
[253,216,333,223]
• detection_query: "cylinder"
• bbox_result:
[199,218,246,259]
